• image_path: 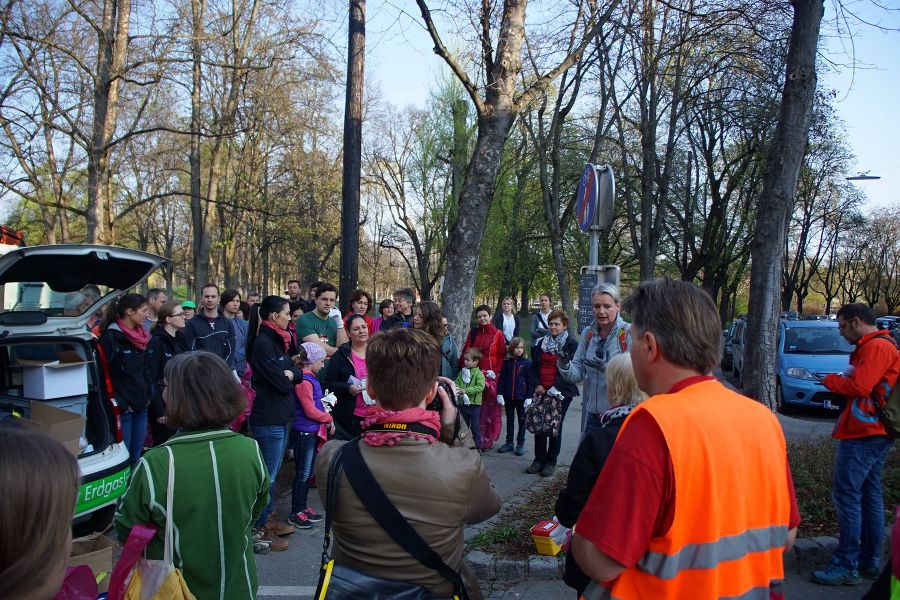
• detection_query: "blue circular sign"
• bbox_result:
[575,164,597,232]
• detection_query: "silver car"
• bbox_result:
[0,244,166,531]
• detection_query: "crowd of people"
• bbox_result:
[2,277,897,600]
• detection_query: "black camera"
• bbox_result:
[428,380,458,411]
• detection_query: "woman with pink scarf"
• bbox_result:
[100,293,151,465]
[316,328,500,599]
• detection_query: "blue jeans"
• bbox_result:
[120,409,148,466]
[290,432,318,515]
[252,423,289,528]
[832,436,894,570]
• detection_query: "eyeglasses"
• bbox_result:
[171,312,185,317]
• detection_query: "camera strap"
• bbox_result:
[341,439,470,600]
[363,422,440,438]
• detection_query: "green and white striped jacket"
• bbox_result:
[114,429,270,600]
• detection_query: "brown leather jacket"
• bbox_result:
[315,417,501,599]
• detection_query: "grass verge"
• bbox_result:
[467,474,568,560]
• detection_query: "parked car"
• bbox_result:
[730,318,747,386]
[875,316,899,331]
[0,244,166,531]
[776,319,853,414]
[721,322,737,371]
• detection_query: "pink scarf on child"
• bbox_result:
[115,319,150,351]
[360,406,442,446]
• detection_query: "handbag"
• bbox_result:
[108,447,196,600]
[315,440,469,600]
[524,393,562,437]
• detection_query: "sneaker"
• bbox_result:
[540,464,556,477]
[811,564,862,586]
[288,511,313,530]
[514,444,525,456]
[859,565,881,580]
[303,507,324,523]
[498,443,514,453]
[264,518,295,537]
[525,461,543,474]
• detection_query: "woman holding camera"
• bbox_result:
[528,309,579,477]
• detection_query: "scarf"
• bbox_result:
[261,319,291,351]
[115,319,150,351]
[599,404,633,427]
[360,406,442,446]
[541,329,569,355]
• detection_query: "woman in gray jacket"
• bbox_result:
[558,283,631,434]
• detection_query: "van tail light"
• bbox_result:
[93,340,123,444]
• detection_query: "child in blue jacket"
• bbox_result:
[497,337,535,456]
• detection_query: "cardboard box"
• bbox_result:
[69,533,116,593]
[27,401,85,456]
[20,351,90,399]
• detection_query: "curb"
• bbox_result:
[468,531,891,582]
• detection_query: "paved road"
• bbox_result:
[254,376,851,598]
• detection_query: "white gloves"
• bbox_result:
[462,393,471,406]
[232,369,241,383]
[485,370,496,380]
[496,394,505,406]
[549,516,572,550]
[321,390,336,412]
[328,307,344,328]
[524,397,534,410]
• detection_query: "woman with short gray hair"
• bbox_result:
[558,283,631,434]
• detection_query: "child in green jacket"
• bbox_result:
[455,347,486,449]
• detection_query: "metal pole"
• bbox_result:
[340,0,365,311]
[588,230,599,267]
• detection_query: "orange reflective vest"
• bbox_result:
[582,380,791,600]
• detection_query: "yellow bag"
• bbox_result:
[110,447,196,600]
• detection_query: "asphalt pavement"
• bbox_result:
[253,376,871,599]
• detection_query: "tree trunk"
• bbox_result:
[441,112,515,342]
[743,0,824,408]
[340,0,364,311]
[86,0,131,243]
[189,0,210,295]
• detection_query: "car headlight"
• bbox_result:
[786,367,818,381]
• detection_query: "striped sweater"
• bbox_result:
[114,429,270,600]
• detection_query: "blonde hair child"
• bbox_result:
[605,352,647,407]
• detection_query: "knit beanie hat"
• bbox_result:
[300,342,327,365]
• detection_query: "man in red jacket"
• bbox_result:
[813,303,899,586]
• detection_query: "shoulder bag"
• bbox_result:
[108,447,196,600]
[315,440,469,600]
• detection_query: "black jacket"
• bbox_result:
[380,311,411,331]
[554,410,629,595]
[530,338,579,399]
[145,327,187,388]
[100,324,150,412]
[182,311,237,370]
[320,342,362,438]
[492,312,520,342]
[248,326,303,426]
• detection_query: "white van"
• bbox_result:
[0,244,165,531]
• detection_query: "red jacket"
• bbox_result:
[459,324,506,373]
[823,330,900,439]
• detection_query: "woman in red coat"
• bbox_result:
[459,304,507,450]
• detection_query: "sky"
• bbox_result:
[325,1,900,212]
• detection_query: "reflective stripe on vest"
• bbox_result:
[637,524,789,579]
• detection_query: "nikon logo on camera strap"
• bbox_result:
[365,422,440,437]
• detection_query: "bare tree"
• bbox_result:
[743,0,825,408]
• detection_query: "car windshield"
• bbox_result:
[783,327,854,354]
[0,283,114,317]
